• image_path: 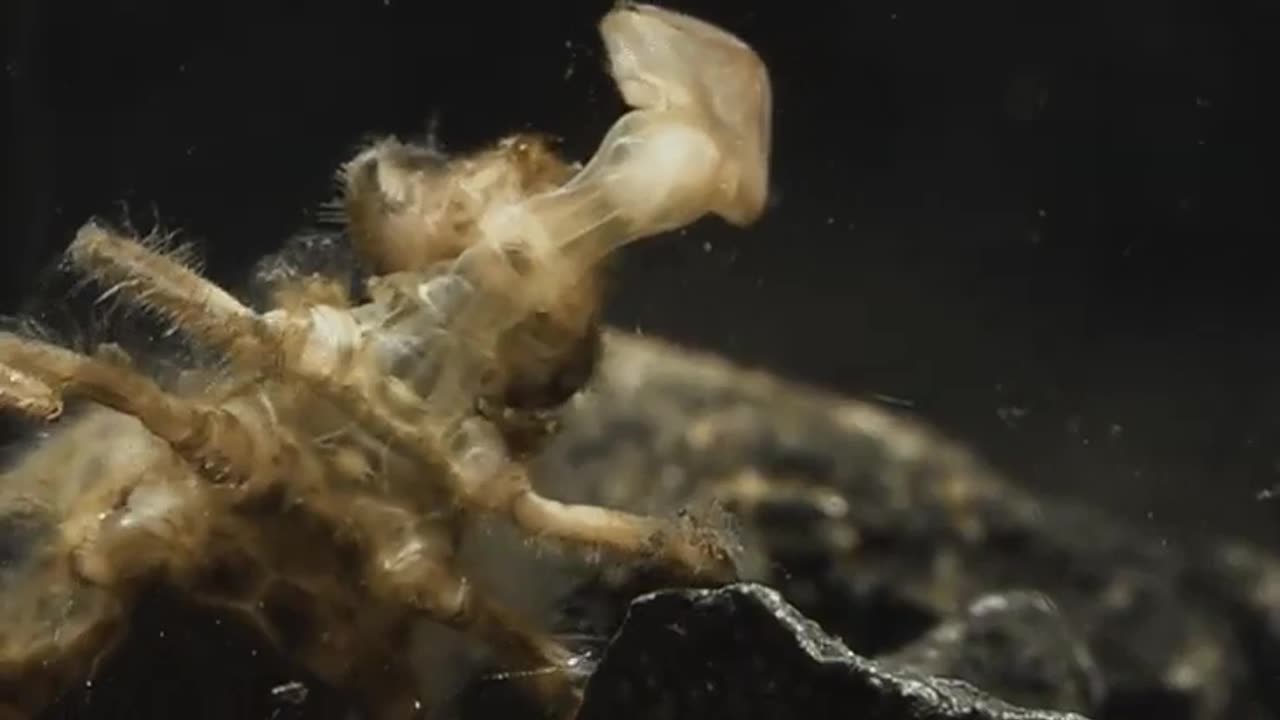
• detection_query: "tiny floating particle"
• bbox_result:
[271,680,309,705]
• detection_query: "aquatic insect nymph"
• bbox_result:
[0,4,772,718]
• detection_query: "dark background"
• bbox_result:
[4,0,1280,548]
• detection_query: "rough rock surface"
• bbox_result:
[878,591,1103,714]
[531,332,1280,720]
[576,583,1088,720]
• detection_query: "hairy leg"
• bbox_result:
[0,333,301,497]
[63,225,737,581]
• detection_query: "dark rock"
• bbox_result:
[39,585,356,720]
[537,333,1278,719]
[576,583,1090,720]
[879,591,1104,714]
[1185,542,1280,718]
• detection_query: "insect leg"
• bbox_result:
[351,498,582,719]
[504,467,738,583]
[424,412,734,582]
[65,223,476,494]
[0,334,298,496]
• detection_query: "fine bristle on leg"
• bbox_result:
[0,334,299,497]
[505,474,738,583]
[67,222,272,359]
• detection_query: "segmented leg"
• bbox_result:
[0,333,297,497]
[64,224,735,580]
[505,468,735,580]
[350,498,581,718]
[68,222,461,475]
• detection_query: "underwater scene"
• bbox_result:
[3,1,1278,718]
